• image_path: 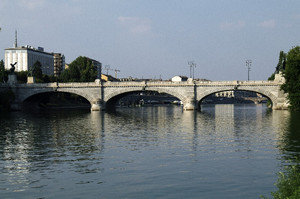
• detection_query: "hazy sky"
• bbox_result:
[1,0,300,80]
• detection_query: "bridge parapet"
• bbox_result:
[103,80,194,87]
[57,82,100,87]
[195,80,279,86]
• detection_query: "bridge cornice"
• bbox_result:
[103,81,195,88]
[8,80,282,88]
[195,80,280,86]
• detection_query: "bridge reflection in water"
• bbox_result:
[0,104,295,198]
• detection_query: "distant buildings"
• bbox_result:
[171,75,188,82]
[53,53,65,77]
[5,45,56,76]
[4,31,65,77]
[101,74,118,82]
[86,57,102,79]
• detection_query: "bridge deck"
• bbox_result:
[0,80,280,88]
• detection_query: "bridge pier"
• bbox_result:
[91,98,104,111]
[183,97,197,111]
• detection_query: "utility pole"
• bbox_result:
[246,60,252,81]
[193,63,196,79]
[188,61,196,79]
[114,69,120,78]
[104,65,111,75]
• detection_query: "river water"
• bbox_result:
[0,104,300,199]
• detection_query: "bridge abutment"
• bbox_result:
[272,90,289,110]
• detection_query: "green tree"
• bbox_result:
[268,73,275,81]
[59,56,97,82]
[281,46,300,110]
[268,51,287,81]
[261,160,300,199]
[0,59,5,82]
[16,71,28,83]
[276,51,287,74]
[32,61,43,80]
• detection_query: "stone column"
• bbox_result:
[91,98,104,111]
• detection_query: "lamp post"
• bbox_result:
[246,60,252,81]
[105,65,110,75]
[114,69,120,78]
[188,61,196,79]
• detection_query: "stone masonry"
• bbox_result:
[0,73,289,111]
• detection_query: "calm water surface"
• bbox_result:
[1,104,300,199]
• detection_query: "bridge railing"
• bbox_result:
[2,79,280,88]
[195,80,278,86]
[12,82,101,88]
[104,80,195,87]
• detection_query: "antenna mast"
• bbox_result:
[14,30,18,48]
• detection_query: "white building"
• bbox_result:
[5,45,54,76]
[171,75,188,82]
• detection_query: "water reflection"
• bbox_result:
[276,111,300,160]
[0,105,297,198]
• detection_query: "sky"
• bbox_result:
[0,0,300,81]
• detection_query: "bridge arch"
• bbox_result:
[20,89,93,108]
[197,86,278,108]
[104,87,185,109]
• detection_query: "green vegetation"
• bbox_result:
[16,71,29,83]
[281,46,300,110]
[262,160,300,199]
[0,59,8,82]
[29,61,43,79]
[268,51,286,81]
[268,47,300,110]
[59,56,97,82]
[27,61,56,83]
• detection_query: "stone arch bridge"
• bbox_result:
[2,75,289,111]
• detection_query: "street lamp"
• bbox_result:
[105,65,110,75]
[246,60,252,81]
[188,61,196,79]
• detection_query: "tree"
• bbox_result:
[268,51,287,81]
[0,59,5,82]
[281,46,300,110]
[31,61,43,80]
[16,71,28,83]
[275,51,286,74]
[59,56,97,82]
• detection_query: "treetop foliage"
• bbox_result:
[268,51,287,81]
[59,56,97,82]
[281,46,300,110]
